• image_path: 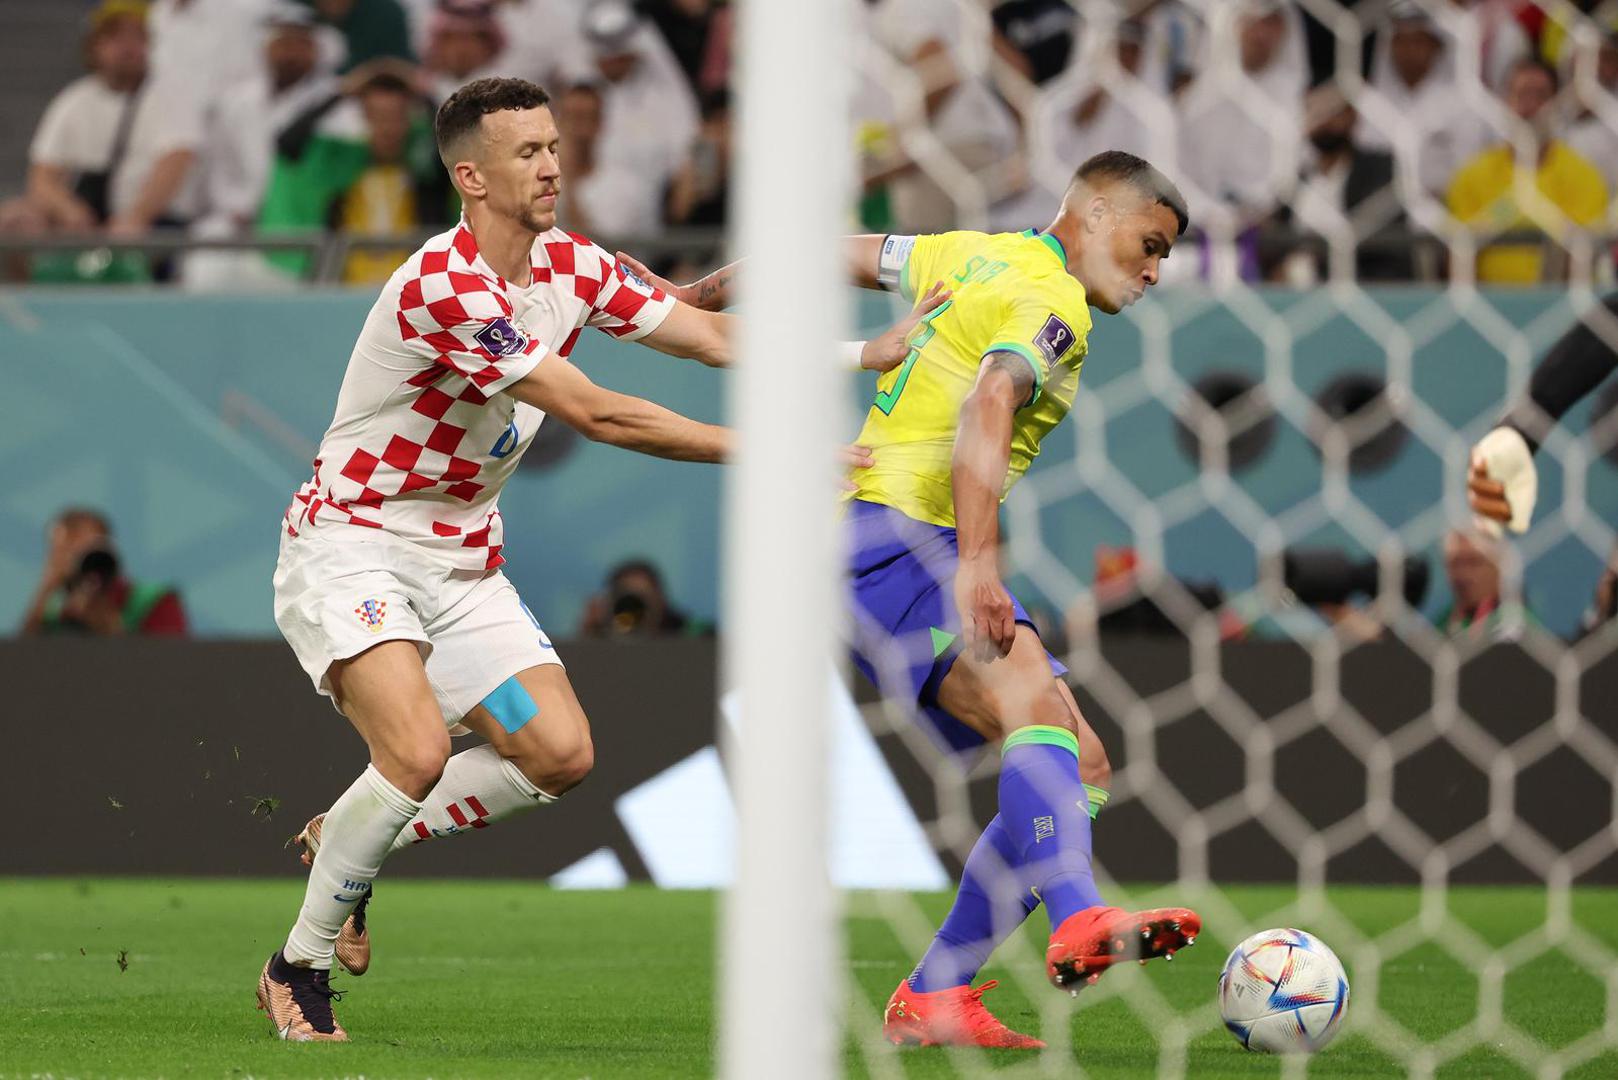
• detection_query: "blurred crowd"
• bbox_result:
[2,0,729,285]
[1066,529,1618,647]
[8,0,1618,286]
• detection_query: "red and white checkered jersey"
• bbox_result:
[284,218,673,569]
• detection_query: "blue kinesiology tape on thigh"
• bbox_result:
[482,676,539,734]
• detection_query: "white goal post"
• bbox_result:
[719,0,851,1077]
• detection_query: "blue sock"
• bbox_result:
[907,815,1036,992]
[998,725,1104,930]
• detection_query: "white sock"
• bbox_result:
[283,764,421,968]
[389,744,555,853]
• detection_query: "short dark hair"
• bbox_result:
[1073,150,1190,236]
[434,77,551,165]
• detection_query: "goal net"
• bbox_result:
[727,0,1618,1077]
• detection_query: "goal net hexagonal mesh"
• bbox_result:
[835,2,1618,1076]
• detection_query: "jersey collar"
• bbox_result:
[455,214,548,289]
[1022,227,1067,267]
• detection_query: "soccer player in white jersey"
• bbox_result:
[257,77,936,1042]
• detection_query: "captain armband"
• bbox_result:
[876,234,916,292]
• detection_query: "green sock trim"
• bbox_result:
[1083,783,1110,820]
[1001,725,1079,758]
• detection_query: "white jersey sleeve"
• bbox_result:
[586,253,675,341]
[532,230,674,346]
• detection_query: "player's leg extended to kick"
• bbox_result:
[885,629,1106,1047]
[939,627,1200,992]
[260,640,447,1042]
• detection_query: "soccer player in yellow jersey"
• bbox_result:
[622,151,1200,1049]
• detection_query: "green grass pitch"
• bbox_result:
[4,879,1615,1078]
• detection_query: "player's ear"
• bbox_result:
[452,159,486,200]
[1085,194,1108,232]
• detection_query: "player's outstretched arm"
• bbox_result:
[635,302,736,368]
[951,353,1033,662]
[511,351,730,462]
[615,234,894,313]
[636,281,950,373]
[1469,293,1618,533]
[510,352,877,475]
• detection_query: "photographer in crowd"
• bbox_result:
[20,508,187,637]
[578,559,709,639]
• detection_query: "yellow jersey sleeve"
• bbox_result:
[980,276,1089,407]
[895,231,954,302]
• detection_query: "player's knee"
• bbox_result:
[388,739,452,799]
[549,742,595,794]
[1030,681,1079,734]
[1080,744,1112,790]
[516,737,594,796]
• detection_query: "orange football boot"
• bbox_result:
[1045,905,1201,991]
[883,978,1045,1049]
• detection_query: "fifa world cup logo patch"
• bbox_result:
[355,598,387,633]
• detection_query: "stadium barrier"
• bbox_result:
[8,635,1612,886]
[0,224,1605,284]
[5,285,1616,639]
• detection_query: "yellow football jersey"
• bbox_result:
[850,229,1093,527]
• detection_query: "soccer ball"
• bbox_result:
[1218,928,1349,1054]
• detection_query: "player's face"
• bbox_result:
[1082,194,1178,314]
[475,106,564,233]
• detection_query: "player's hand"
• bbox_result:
[840,443,874,490]
[613,251,692,305]
[955,556,1016,662]
[1468,426,1537,535]
[1467,460,1511,526]
[860,282,951,373]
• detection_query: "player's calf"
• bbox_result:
[293,815,372,977]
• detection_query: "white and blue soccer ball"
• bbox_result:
[1218,928,1350,1054]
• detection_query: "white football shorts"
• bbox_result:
[272,528,562,730]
